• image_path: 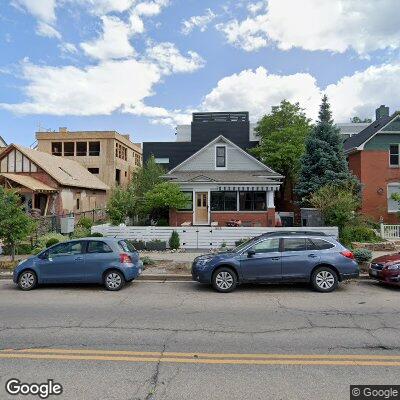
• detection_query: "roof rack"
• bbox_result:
[260,231,328,237]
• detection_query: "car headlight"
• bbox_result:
[387,264,400,270]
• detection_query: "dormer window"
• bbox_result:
[216,145,226,168]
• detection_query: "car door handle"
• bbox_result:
[271,257,280,261]
[74,256,83,261]
[308,254,318,258]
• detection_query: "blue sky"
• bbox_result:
[0,0,399,147]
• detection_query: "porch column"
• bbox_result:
[267,190,276,227]
[267,190,275,208]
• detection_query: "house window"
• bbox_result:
[178,192,193,211]
[63,142,74,156]
[116,169,121,185]
[216,146,226,168]
[211,191,237,211]
[390,144,399,166]
[76,198,80,210]
[387,184,400,212]
[135,153,143,166]
[239,191,267,211]
[88,168,99,174]
[51,142,62,156]
[89,142,100,156]
[76,142,87,156]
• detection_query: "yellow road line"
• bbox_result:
[1,352,400,367]
[3,348,400,361]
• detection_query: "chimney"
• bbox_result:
[375,105,389,120]
[59,127,68,133]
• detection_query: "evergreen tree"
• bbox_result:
[296,95,359,202]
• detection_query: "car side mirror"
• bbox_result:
[39,251,49,260]
[247,249,256,257]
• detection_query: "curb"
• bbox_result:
[0,272,371,282]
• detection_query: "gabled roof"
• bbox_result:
[344,114,399,152]
[0,173,57,192]
[1,144,109,191]
[167,135,283,178]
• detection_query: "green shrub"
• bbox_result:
[35,233,67,251]
[130,240,146,250]
[45,238,60,248]
[340,225,380,247]
[141,256,156,266]
[89,232,104,237]
[3,242,33,255]
[77,217,93,230]
[169,231,180,250]
[156,218,169,226]
[146,239,166,251]
[354,248,373,264]
[72,226,90,238]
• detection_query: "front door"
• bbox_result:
[195,192,208,225]
[240,237,282,281]
[38,241,86,283]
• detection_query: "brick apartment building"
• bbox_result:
[345,105,400,223]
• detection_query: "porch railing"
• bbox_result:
[381,224,400,240]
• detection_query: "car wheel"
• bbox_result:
[212,267,237,293]
[311,267,338,292]
[18,270,37,291]
[104,270,125,291]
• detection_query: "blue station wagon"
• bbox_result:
[192,232,359,293]
[13,238,143,291]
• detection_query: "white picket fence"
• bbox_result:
[381,224,400,240]
[92,225,339,249]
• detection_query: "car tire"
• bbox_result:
[311,266,338,293]
[18,270,37,291]
[212,267,237,293]
[104,270,125,291]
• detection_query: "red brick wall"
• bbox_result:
[169,209,276,227]
[350,150,400,223]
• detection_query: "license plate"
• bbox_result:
[370,270,378,276]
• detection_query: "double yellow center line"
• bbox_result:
[1,348,400,367]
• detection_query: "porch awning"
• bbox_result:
[0,173,57,193]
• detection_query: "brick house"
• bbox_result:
[344,105,400,223]
[0,144,109,216]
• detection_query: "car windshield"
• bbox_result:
[233,237,260,253]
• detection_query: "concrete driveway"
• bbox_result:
[0,279,399,399]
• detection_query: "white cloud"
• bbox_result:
[201,67,321,120]
[145,42,205,74]
[70,0,136,15]
[0,59,161,116]
[247,2,264,14]
[80,16,135,60]
[58,42,78,54]
[181,8,216,35]
[217,0,400,54]
[36,21,61,40]
[326,63,400,121]
[134,0,169,16]
[12,0,56,23]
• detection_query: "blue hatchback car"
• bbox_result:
[192,232,359,293]
[13,238,143,291]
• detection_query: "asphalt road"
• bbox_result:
[0,279,400,400]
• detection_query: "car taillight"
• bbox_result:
[340,250,355,259]
[120,253,132,263]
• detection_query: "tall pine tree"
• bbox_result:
[296,95,358,202]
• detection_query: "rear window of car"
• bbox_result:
[308,238,334,250]
[87,241,113,254]
[283,238,307,252]
[118,240,136,252]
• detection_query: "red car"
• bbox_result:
[369,253,400,286]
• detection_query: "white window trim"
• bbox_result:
[389,144,400,168]
[387,183,400,213]
[215,144,227,170]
